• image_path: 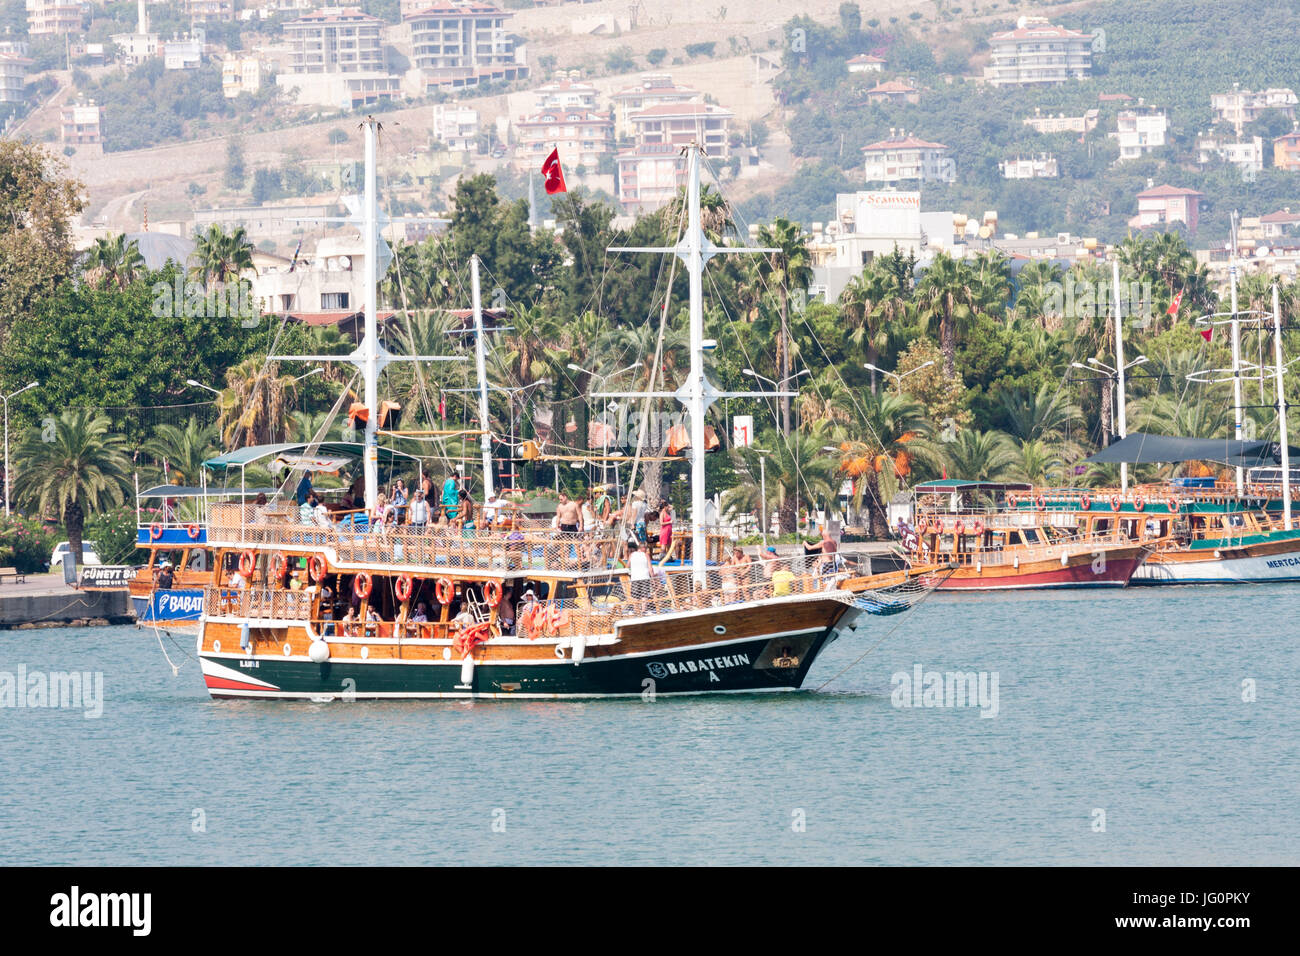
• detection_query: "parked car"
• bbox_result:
[490,145,507,158]
[49,541,102,568]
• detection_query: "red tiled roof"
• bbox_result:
[866,80,917,94]
[1273,131,1300,144]
[1098,93,1132,102]
[1135,184,1203,199]
[847,54,885,64]
[516,110,612,126]
[280,310,396,327]
[405,2,506,19]
[630,102,732,119]
[1260,209,1300,223]
[287,8,382,24]
[616,143,683,159]
[862,135,947,151]
[990,22,1093,41]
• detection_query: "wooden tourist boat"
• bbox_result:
[905,480,1148,591]
[191,130,949,700]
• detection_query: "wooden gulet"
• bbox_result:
[194,128,946,700]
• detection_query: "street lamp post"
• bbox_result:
[751,447,771,549]
[3,381,39,517]
[742,368,809,427]
[864,360,935,390]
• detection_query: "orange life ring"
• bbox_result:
[972,519,986,536]
[1080,493,1092,510]
[395,573,414,602]
[271,553,287,581]
[354,571,373,600]
[483,580,502,607]
[434,577,454,605]
[1007,494,1018,508]
[238,549,255,577]
[932,518,944,535]
[1133,495,1146,512]
[1166,496,1179,513]
[954,519,966,536]
[307,555,326,582]
[1035,494,1046,511]
[149,522,162,540]
[1109,494,1122,512]
[186,523,200,539]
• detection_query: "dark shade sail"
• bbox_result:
[1084,432,1300,466]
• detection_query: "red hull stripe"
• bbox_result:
[939,558,1141,590]
[204,674,283,693]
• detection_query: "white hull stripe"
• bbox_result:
[200,656,281,688]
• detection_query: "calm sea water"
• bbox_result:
[1,586,1297,866]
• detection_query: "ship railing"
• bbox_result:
[206,586,313,620]
[206,502,626,573]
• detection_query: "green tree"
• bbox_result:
[82,233,146,290]
[12,409,132,565]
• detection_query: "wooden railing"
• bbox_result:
[206,586,312,620]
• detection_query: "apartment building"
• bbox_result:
[616,142,684,214]
[1000,154,1059,179]
[1211,86,1297,132]
[0,51,30,105]
[433,103,480,151]
[284,8,386,74]
[628,101,731,158]
[514,106,613,171]
[1131,184,1202,232]
[1113,106,1168,161]
[861,131,955,184]
[984,16,1094,87]
[610,74,700,138]
[1023,107,1099,135]
[405,1,527,90]
[1196,133,1264,173]
[61,102,102,145]
[223,54,265,98]
[1274,130,1300,171]
[25,0,81,36]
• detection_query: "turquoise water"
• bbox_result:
[1,586,1296,865]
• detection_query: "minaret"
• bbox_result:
[138,0,148,35]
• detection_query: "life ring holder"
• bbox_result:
[149,522,163,541]
[395,573,414,602]
[354,571,373,600]
[435,577,455,606]
[1079,493,1092,510]
[1166,496,1180,513]
[972,519,986,536]
[307,555,326,582]
[271,553,287,582]
[1034,494,1046,512]
[238,549,255,577]
[1109,494,1122,512]
[186,523,200,539]
[1133,495,1146,512]
[953,519,966,536]
[1007,494,1018,508]
[483,580,502,607]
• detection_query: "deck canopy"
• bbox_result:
[203,442,422,471]
[1084,433,1300,467]
[913,479,1033,494]
[138,484,281,498]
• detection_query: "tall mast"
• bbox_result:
[684,145,708,586]
[1230,213,1245,496]
[1273,282,1291,531]
[362,117,380,510]
[1113,258,1129,495]
[470,255,494,499]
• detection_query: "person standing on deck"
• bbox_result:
[627,541,651,602]
[408,489,430,530]
[442,472,462,521]
[659,499,674,559]
[555,492,581,534]
[593,485,614,526]
[296,471,314,506]
[630,490,648,544]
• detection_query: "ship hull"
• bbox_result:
[1132,546,1300,584]
[196,596,859,700]
[926,553,1144,591]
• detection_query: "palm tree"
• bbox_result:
[661,183,733,242]
[1000,383,1083,448]
[754,218,813,435]
[13,409,132,565]
[216,359,303,448]
[836,390,942,536]
[915,251,979,378]
[840,262,907,392]
[191,223,255,286]
[942,429,1020,482]
[1010,438,1067,486]
[82,233,145,289]
[142,417,219,487]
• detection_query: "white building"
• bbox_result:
[1023,107,1099,135]
[432,103,480,151]
[514,106,613,171]
[278,8,397,108]
[1211,86,1297,133]
[0,51,30,105]
[1113,106,1168,161]
[629,101,731,158]
[609,74,700,138]
[25,0,81,36]
[984,16,1094,87]
[405,1,528,91]
[111,0,158,67]
[846,54,885,74]
[861,131,955,184]
[1196,133,1264,173]
[1000,154,1059,179]
[532,75,599,110]
[222,54,265,98]
[249,235,368,315]
[808,190,924,301]
[164,37,203,71]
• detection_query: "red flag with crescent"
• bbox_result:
[542,147,567,194]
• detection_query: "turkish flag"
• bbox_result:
[1200,327,1213,342]
[542,147,567,194]
[1166,289,1184,317]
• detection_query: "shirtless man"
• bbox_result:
[555,492,581,533]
